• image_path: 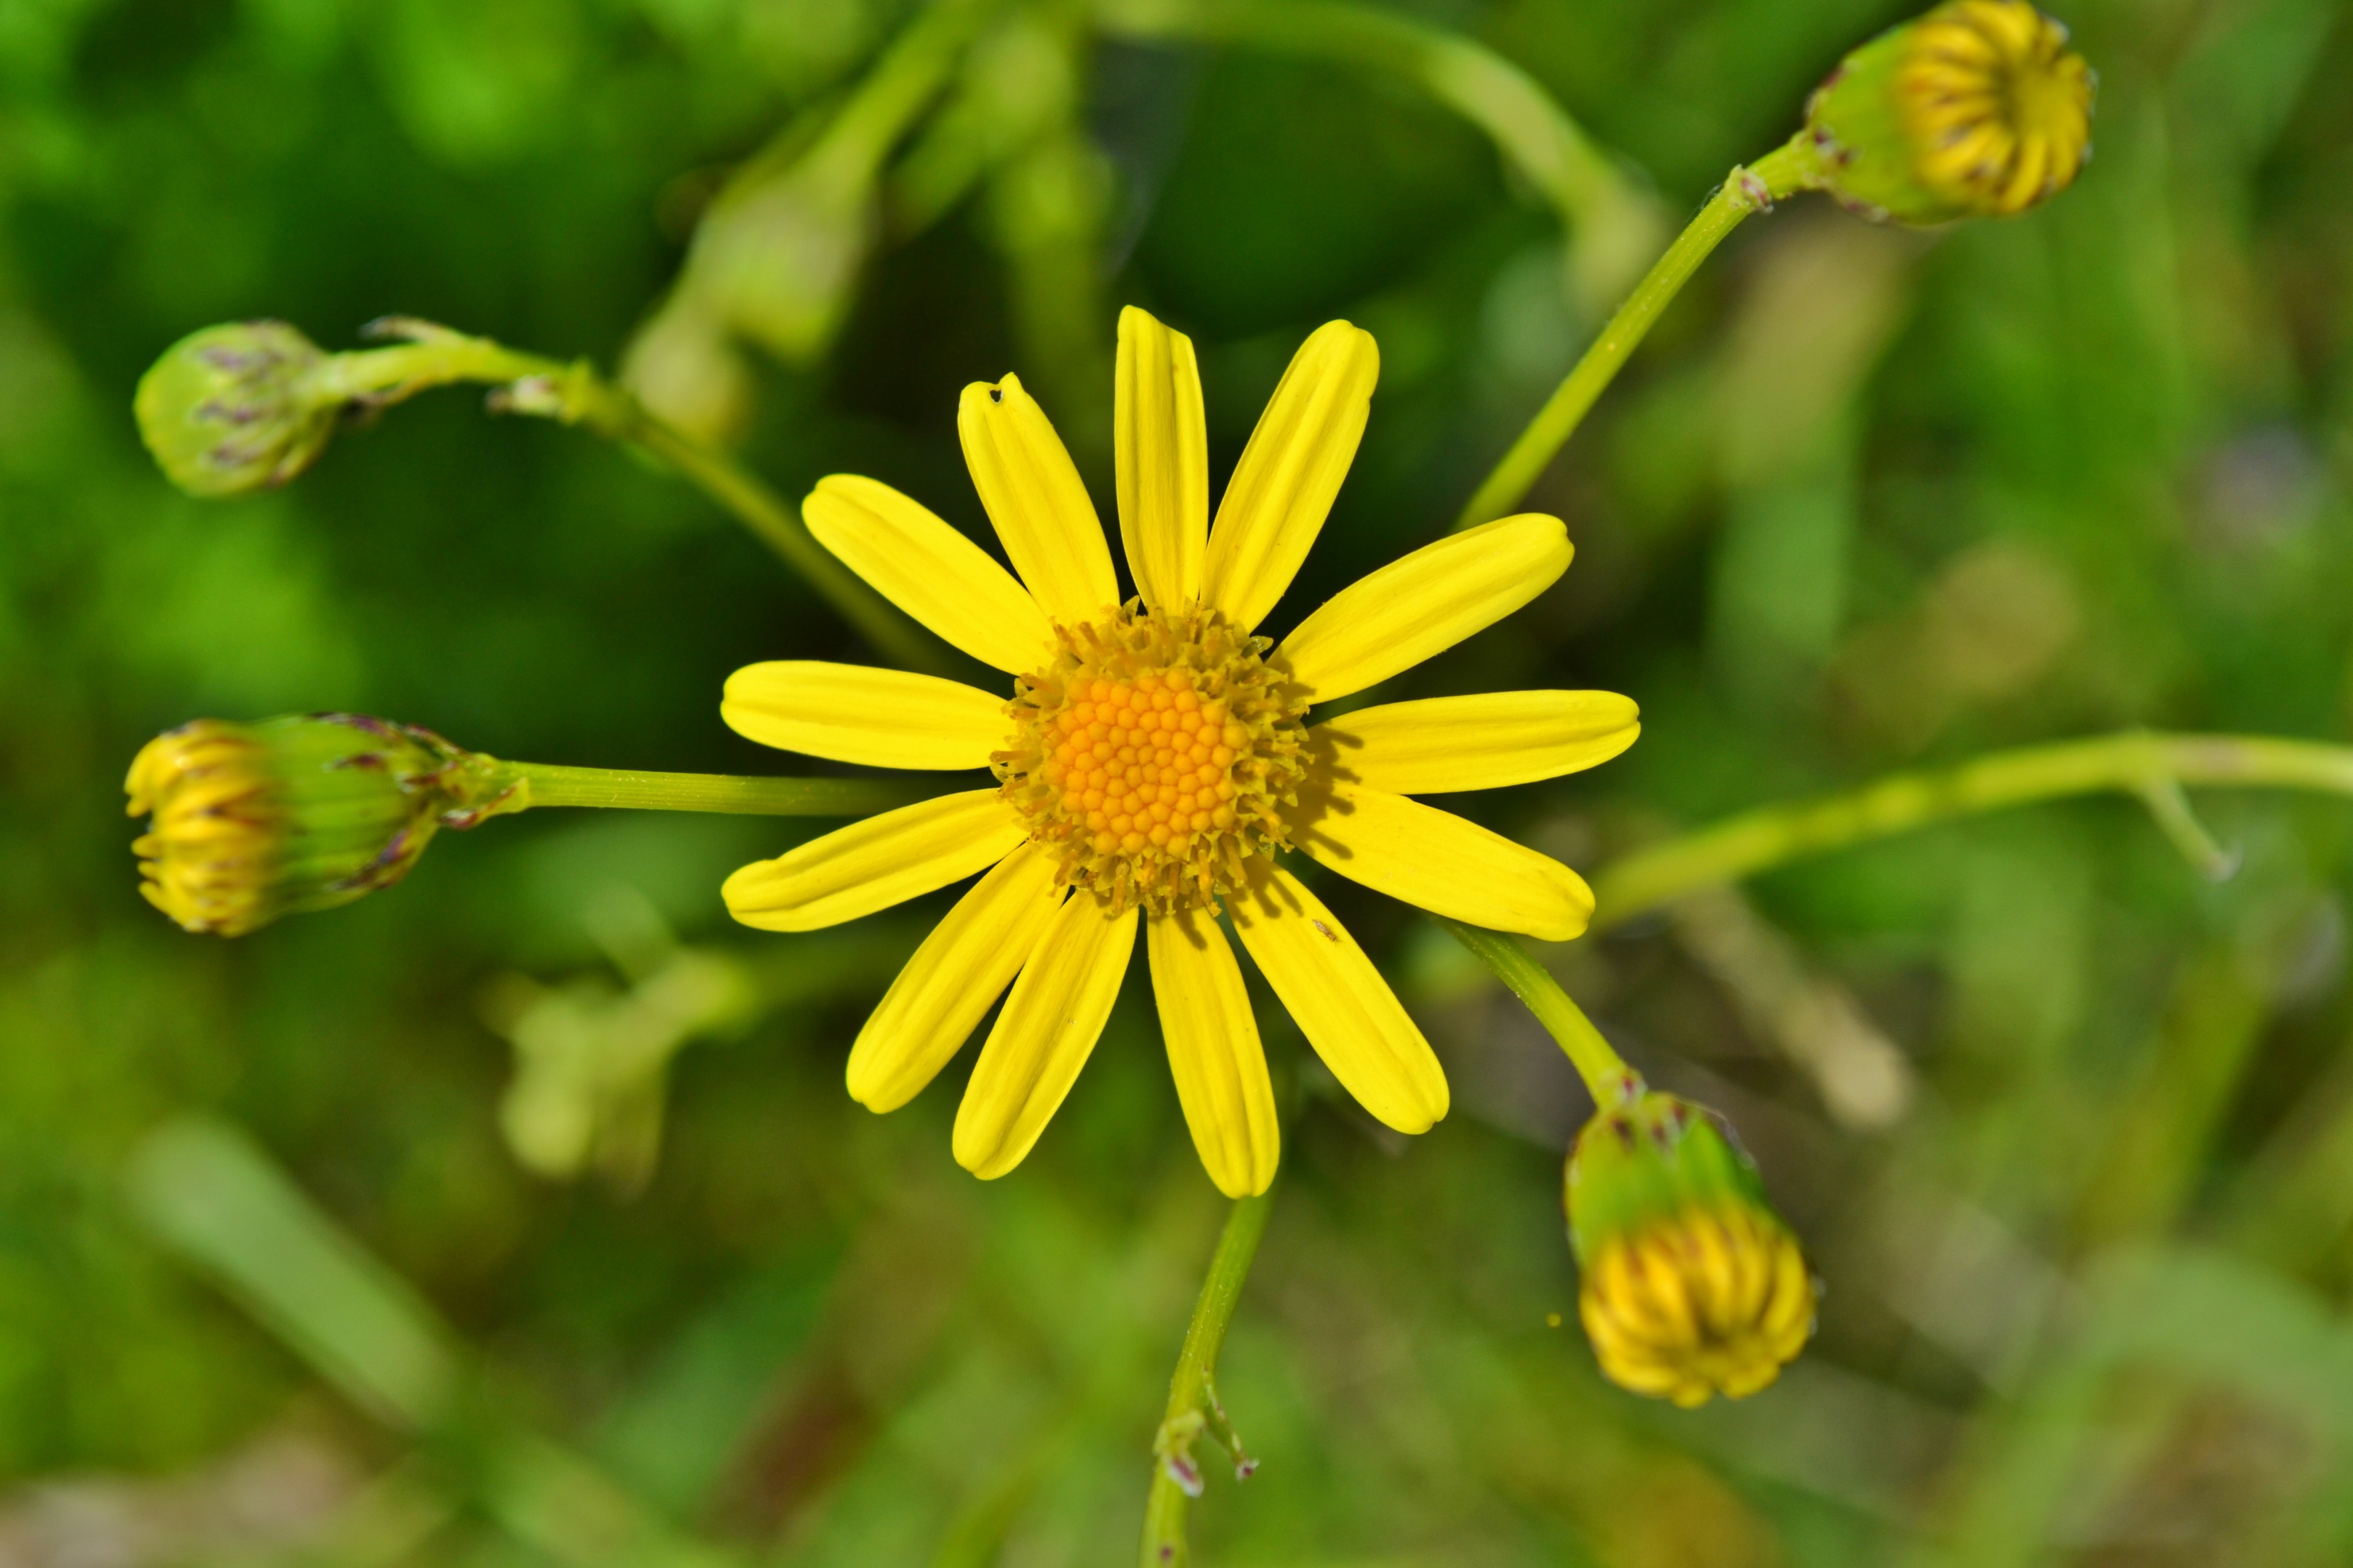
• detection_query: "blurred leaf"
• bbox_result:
[126,1117,459,1432]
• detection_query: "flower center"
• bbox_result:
[994,602,1306,914]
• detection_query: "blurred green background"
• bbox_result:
[5,0,2353,1561]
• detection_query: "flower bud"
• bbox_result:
[1803,0,2095,225]
[125,715,518,936]
[134,322,344,497]
[1565,1091,1815,1407]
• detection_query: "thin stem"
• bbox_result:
[313,337,548,403]
[1096,0,1626,231]
[1589,731,2353,932]
[1437,919,1637,1104]
[1141,1188,1275,1568]
[494,760,925,817]
[316,322,954,678]
[616,416,945,673]
[806,0,992,185]
[1454,136,1823,531]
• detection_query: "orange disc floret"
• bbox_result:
[994,602,1306,913]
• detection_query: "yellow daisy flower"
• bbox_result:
[719,307,1639,1196]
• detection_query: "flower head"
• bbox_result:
[134,321,343,497]
[1805,0,2094,224]
[126,714,511,936]
[717,307,1641,1196]
[1567,1090,1815,1407]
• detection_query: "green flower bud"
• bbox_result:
[1565,1090,1815,1407]
[1803,0,2095,225]
[134,321,342,497]
[125,715,519,936]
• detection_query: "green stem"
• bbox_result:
[1141,1188,1275,1568]
[315,321,954,678]
[807,0,992,186]
[1096,0,1627,231]
[1437,919,1637,1103]
[494,760,924,817]
[1454,136,1823,531]
[1589,731,2353,932]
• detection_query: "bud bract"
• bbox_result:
[1566,1091,1815,1406]
[125,715,515,936]
[134,321,344,498]
[1804,0,2095,225]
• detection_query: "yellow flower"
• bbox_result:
[1900,0,2094,216]
[1566,1092,1815,1407]
[719,308,1640,1196]
[1805,0,2094,225]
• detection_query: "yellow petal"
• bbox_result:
[1200,321,1378,632]
[844,843,1066,1111]
[1314,690,1639,794]
[1148,906,1278,1197]
[722,661,1009,770]
[1115,306,1209,614]
[957,374,1119,626]
[1228,863,1448,1133]
[1277,514,1571,702]
[722,790,1024,932]
[1293,779,1593,941]
[952,894,1139,1179]
[802,475,1054,673]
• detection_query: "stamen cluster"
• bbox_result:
[995,603,1305,914]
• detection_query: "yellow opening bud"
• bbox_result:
[1804,0,2095,224]
[134,321,342,498]
[1565,1092,1815,1407]
[126,715,515,936]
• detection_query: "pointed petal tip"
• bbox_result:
[719,862,806,932]
[951,1127,1021,1180]
[1306,316,1377,361]
[1523,866,1597,943]
[844,1043,917,1112]
[1207,1163,1275,1200]
[1278,511,1577,700]
[1409,1075,1451,1131]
